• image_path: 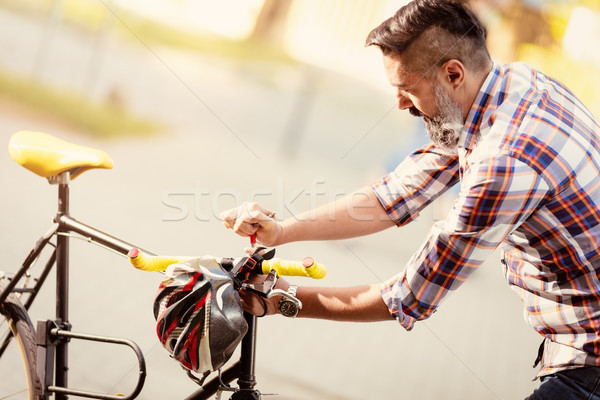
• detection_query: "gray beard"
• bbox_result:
[422,81,464,153]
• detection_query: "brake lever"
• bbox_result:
[241,269,278,296]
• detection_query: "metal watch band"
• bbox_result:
[278,285,300,317]
[287,284,298,298]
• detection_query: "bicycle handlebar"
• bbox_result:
[261,258,326,279]
[127,248,327,278]
[127,248,191,271]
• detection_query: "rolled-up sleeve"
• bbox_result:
[379,154,550,330]
[372,144,460,227]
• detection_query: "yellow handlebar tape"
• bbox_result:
[262,257,327,279]
[128,248,327,279]
[128,248,189,272]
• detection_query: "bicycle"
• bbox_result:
[0,130,326,400]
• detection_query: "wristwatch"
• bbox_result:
[278,285,301,318]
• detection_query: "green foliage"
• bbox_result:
[117,17,293,63]
[0,0,294,63]
[0,0,293,138]
[517,4,600,119]
[518,44,600,118]
[0,69,159,138]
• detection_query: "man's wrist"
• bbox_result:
[277,280,291,293]
[272,219,289,246]
[277,284,301,318]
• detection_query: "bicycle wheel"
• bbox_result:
[0,280,40,399]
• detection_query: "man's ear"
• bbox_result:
[440,59,466,90]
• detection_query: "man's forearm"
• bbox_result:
[277,185,395,245]
[295,284,394,322]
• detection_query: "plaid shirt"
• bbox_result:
[373,62,600,376]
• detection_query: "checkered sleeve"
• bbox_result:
[372,144,460,227]
[382,154,551,330]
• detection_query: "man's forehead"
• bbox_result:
[383,53,421,86]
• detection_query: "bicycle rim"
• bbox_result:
[0,281,39,400]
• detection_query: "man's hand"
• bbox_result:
[220,202,281,247]
[239,275,290,316]
[220,187,393,247]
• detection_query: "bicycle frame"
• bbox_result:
[0,170,263,400]
[1,172,147,400]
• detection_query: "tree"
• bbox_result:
[249,0,294,48]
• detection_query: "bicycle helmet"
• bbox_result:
[153,256,247,374]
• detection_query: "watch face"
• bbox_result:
[279,300,298,317]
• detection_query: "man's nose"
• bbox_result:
[396,91,414,110]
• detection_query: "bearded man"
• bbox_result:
[221,1,600,398]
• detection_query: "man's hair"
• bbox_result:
[365,0,491,78]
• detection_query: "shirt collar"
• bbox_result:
[458,61,502,151]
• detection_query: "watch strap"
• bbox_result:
[278,285,301,317]
[287,284,298,298]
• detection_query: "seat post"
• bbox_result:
[56,171,70,320]
[54,171,71,400]
[56,171,70,215]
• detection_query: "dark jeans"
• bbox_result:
[525,367,600,400]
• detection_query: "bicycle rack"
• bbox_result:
[36,320,146,400]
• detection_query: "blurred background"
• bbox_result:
[1,0,599,399]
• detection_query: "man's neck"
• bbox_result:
[461,61,494,122]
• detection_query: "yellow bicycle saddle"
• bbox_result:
[8,131,114,180]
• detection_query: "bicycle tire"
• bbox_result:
[0,280,40,399]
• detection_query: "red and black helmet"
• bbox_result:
[153,257,248,374]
